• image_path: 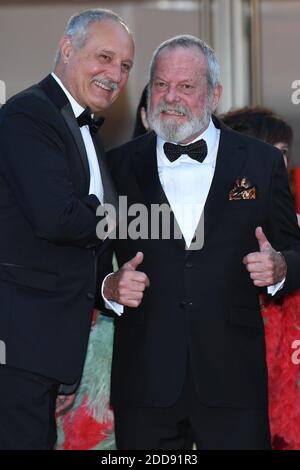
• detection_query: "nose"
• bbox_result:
[164,85,180,104]
[106,62,122,84]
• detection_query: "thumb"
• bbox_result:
[255,226,271,252]
[123,251,144,271]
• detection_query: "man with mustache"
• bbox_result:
[0,9,134,449]
[103,35,300,449]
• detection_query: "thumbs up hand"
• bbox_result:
[103,252,150,307]
[255,226,272,252]
[122,251,145,272]
[242,227,287,287]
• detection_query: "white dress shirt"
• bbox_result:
[51,73,103,204]
[157,119,220,248]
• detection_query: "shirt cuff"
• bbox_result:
[267,277,285,296]
[101,273,124,316]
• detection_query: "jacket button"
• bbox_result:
[185,262,193,268]
[86,292,94,300]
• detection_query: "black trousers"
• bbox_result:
[0,365,59,450]
[114,362,271,450]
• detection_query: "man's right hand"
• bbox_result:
[103,252,149,307]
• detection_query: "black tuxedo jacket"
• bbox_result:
[107,119,300,409]
[0,75,114,383]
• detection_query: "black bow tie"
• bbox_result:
[163,139,208,163]
[76,107,105,133]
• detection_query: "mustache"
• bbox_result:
[154,102,192,118]
[92,76,118,91]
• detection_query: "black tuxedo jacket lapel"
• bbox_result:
[91,132,117,208]
[132,132,186,250]
[202,119,247,240]
[40,75,90,190]
[61,103,91,185]
[132,132,166,206]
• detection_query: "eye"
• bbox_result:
[121,62,132,72]
[180,83,193,91]
[154,81,168,90]
[99,54,111,62]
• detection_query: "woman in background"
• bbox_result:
[220,106,300,450]
[55,311,115,450]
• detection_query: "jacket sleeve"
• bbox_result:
[94,238,116,315]
[268,148,300,296]
[0,98,102,248]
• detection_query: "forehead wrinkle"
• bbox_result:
[155,54,207,85]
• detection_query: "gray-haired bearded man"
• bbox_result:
[103,35,300,450]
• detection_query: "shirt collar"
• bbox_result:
[51,72,85,118]
[157,118,219,166]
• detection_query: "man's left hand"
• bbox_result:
[243,226,287,287]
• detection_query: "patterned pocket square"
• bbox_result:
[229,177,256,200]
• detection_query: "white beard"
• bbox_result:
[147,99,212,143]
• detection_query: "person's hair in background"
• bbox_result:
[220,106,298,221]
[220,105,300,451]
[220,106,293,167]
[132,85,149,138]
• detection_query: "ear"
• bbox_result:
[59,36,73,64]
[140,107,149,130]
[211,84,223,112]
